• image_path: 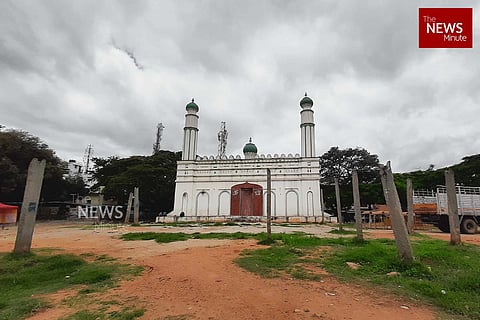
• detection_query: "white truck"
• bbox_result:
[413,186,480,234]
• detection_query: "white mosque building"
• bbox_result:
[171,95,322,218]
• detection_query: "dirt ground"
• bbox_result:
[2,222,478,320]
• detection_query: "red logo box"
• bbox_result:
[419,8,473,48]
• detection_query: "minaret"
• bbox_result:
[300,93,315,157]
[182,99,199,160]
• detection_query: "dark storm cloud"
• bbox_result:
[1,0,479,172]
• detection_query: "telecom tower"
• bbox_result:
[83,144,94,174]
[217,121,228,158]
[153,123,165,155]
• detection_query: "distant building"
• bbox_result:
[172,95,321,218]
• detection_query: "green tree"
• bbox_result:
[92,151,181,220]
[0,128,85,202]
[320,147,379,185]
[320,147,381,212]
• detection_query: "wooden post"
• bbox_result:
[320,188,325,224]
[133,187,140,224]
[352,170,363,241]
[266,169,272,240]
[406,178,414,234]
[445,169,461,245]
[14,159,46,254]
[124,192,133,224]
[334,177,343,231]
[379,162,414,262]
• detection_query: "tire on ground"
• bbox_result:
[460,217,478,234]
[438,215,450,233]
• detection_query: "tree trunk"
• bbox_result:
[334,177,343,231]
[352,170,363,241]
[406,178,414,234]
[14,159,46,254]
[379,162,414,263]
[266,168,272,240]
[445,169,461,245]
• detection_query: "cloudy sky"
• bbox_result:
[1,0,479,172]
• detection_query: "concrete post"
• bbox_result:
[14,159,46,254]
[320,188,325,224]
[124,192,133,224]
[379,162,414,262]
[406,178,414,234]
[352,170,363,241]
[266,169,272,240]
[133,187,140,224]
[445,169,461,245]
[334,177,343,231]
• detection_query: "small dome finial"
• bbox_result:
[305,92,307,97]
[249,137,252,143]
[192,98,194,102]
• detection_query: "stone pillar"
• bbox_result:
[334,177,343,231]
[379,162,413,262]
[14,159,46,253]
[133,187,140,224]
[352,170,363,241]
[406,178,414,234]
[445,169,461,245]
[266,169,272,239]
[124,192,133,224]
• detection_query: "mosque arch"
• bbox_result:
[217,190,230,216]
[195,191,209,216]
[181,192,188,215]
[263,191,277,216]
[306,191,314,216]
[285,189,299,216]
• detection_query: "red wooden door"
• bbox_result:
[240,188,253,216]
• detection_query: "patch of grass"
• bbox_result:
[0,251,141,320]
[121,231,263,243]
[328,228,357,235]
[235,232,480,319]
[63,307,144,320]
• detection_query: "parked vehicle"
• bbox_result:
[414,186,480,234]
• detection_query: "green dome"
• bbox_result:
[243,138,257,154]
[186,99,199,112]
[300,93,313,106]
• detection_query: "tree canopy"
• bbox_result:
[320,146,379,185]
[0,128,87,202]
[92,151,181,220]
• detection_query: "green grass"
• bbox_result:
[120,231,266,243]
[63,307,145,320]
[328,228,357,235]
[234,233,480,319]
[0,251,142,320]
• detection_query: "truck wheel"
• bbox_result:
[438,216,450,233]
[460,218,478,234]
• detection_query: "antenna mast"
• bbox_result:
[153,123,165,155]
[217,121,228,157]
[83,144,94,174]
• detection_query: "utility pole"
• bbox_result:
[406,178,414,234]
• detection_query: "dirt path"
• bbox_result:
[0,223,442,320]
